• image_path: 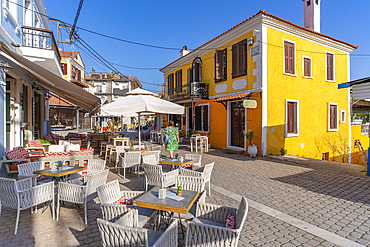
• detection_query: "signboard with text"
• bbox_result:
[251,45,260,57]
[243,99,257,108]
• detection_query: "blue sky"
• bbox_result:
[44,0,370,93]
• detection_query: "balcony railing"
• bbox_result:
[21,25,61,63]
[168,82,208,100]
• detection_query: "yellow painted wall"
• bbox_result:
[164,30,262,153]
[351,125,369,166]
[61,59,67,81]
[266,27,350,161]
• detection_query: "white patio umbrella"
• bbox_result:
[100,88,184,146]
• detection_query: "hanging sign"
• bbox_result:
[243,99,257,108]
[251,45,260,57]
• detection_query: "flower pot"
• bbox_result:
[57,166,62,172]
[177,190,182,196]
[208,143,211,149]
[248,145,258,158]
[179,137,183,143]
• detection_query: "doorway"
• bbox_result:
[230,101,245,148]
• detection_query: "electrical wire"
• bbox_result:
[70,0,84,40]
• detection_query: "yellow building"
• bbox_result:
[160,4,357,162]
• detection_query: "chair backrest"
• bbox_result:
[87,159,106,173]
[100,204,138,224]
[49,145,65,152]
[185,154,202,164]
[203,162,215,180]
[142,154,157,165]
[18,161,43,177]
[85,169,109,196]
[146,150,160,162]
[97,179,121,204]
[124,152,141,166]
[235,196,248,230]
[142,162,163,187]
[0,178,18,209]
[176,175,205,192]
[65,144,80,152]
[28,140,43,148]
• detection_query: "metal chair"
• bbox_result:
[57,169,109,224]
[0,177,54,235]
[185,196,248,247]
[97,180,154,227]
[97,210,178,247]
[118,152,141,179]
[142,162,178,191]
[180,162,214,196]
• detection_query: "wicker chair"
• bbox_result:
[114,146,128,167]
[184,154,202,170]
[17,161,52,186]
[97,180,154,227]
[0,177,54,235]
[57,169,109,224]
[97,209,178,247]
[173,175,206,220]
[87,159,106,173]
[143,150,161,164]
[142,162,178,191]
[185,196,248,247]
[180,162,214,196]
[118,152,141,179]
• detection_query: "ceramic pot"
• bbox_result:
[248,145,258,158]
[179,137,183,143]
[177,190,182,196]
[57,166,62,172]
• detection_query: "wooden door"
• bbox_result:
[230,102,245,147]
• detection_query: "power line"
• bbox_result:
[70,0,84,40]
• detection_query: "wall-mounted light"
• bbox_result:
[247,37,254,46]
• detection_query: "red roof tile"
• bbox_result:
[160,9,357,72]
[213,93,251,102]
[49,95,75,106]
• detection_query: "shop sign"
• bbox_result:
[251,45,260,57]
[243,99,257,108]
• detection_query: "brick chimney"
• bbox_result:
[303,0,321,32]
[180,45,189,57]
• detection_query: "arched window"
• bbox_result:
[192,57,202,82]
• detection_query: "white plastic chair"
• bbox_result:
[185,196,248,247]
[57,169,109,224]
[118,152,141,179]
[142,162,178,191]
[180,162,214,196]
[0,177,55,235]
[97,180,154,227]
[97,210,178,247]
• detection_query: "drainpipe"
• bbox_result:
[76,109,79,133]
[192,97,195,134]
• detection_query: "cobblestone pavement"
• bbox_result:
[0,143,370,246]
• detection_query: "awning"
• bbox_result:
[213,93,251,102]
[0,42,101,114]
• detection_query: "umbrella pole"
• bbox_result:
[138,113,141,147]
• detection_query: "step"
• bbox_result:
[224,148,245,154]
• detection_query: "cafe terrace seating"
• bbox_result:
[17,161,52,186]
[97,210,178,247]
[57,169,109,224]
[184,154,202,170]
[118,152,141,179]
[97,180,154,227]
[0,177,55,235]
[181,162,214,196]
[142,162,178,191]
[185,196,248,247]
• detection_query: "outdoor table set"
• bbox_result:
[33,165,87,183]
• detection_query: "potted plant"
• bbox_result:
[186,129,193,139]
[177,185,183,196]
[179,131,185,143]
[175,152,179,159]
[244,130,257,158]
[56,160,64,171]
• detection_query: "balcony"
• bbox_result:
[168,82,208,103]
[19,26,62,76]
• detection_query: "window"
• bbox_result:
[96,85,102,93]
[169,114,182,131]
[175,70,182,93]
[167,73,174,95]
[188,105,209,132]
[340,110,346,123]
[215,49,227,82]
[284,41,295,75]
[232,40,247,78]
[285,100,299,137]
[328,103,338,131]
[192,57,202,82]
[326,52,334,81]
[61,64,67,75]
[303,56,312,78]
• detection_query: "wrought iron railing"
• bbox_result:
[168,82,208,100]
[21,26,61,63]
